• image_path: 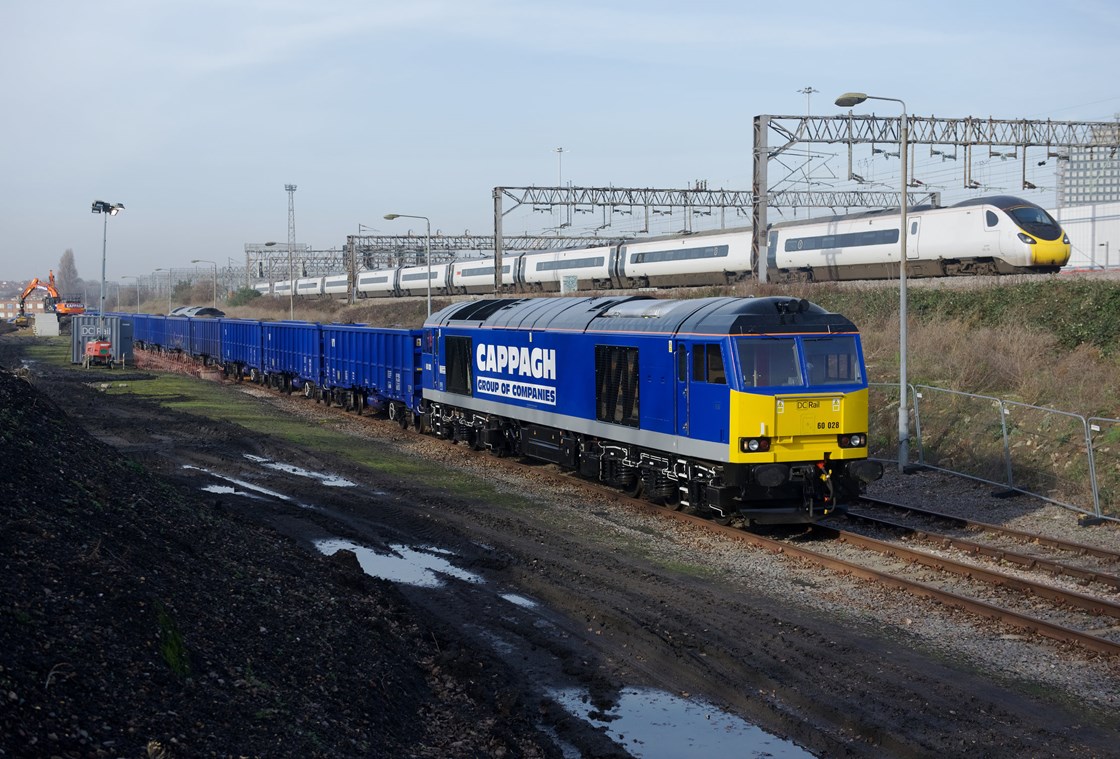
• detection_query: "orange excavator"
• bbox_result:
[16,271,85,327]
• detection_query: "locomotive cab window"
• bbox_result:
[445,335,473,396]
[802,336,863,385]
[986,210,999,227]
[736,338,801,388]
[691,343,726,384]
[595,345,640,427]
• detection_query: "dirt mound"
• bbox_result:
[0,368,556,758]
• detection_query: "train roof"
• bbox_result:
[426,296,858,336]
[948,195,1039,210]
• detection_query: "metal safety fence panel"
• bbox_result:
[1089,417,1120,520]
[870,383,1116,522]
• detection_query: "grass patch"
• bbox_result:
[155,602,191,678]
[97,371,521,504]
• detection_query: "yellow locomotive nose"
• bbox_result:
[1031,236,1072,267]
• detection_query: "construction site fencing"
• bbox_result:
[868,383,1119,523]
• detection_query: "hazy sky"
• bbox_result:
[2,0,1118,283]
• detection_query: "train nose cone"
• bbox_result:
[1032,238,1072,267]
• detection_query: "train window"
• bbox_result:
[461,265,510,277]
[595,345,640,427]
[536,256,606,271]
[784,228,899,252]
[736,338,801,387]
[986,211,999,227]
[677,346,687,382]
[445,336,473,396]
[630,245,728,265]
[802,336,863,385]
[690,344,726,384]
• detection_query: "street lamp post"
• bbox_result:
[155,268,172,314]
[90,200,124,338]
[383,213,432,317]
[835,91,910,472]
[191,258,218,308]
[120,276,141,313]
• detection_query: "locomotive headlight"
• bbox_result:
[1017,232,1036,245]
[740,437,771,453]
[1063,233,1071,244]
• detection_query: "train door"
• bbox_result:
[980,207,1000,255]
[675,344,690,436]
[611,245,627,288]
[907,217,920,259]
[675,342,728,443]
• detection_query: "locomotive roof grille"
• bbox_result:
[426,296,858,336]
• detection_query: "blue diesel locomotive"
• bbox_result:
[116,294,882,523]
[420,295,883,523]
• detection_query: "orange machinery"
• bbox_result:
[17,271,85,319]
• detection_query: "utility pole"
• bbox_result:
[286,184,297,320]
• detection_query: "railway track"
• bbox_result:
[595,493,1120,657]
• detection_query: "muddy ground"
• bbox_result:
[1,333,1118,758]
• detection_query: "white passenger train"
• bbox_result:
[256,196,1070,299]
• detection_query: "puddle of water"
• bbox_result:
[551,687,813,759]
[315,538,485,588]
[203,484,246,495]
[183,465,319,510]
[501,593,539,609]
[244,454,355,487]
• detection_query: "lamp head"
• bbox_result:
[835,92,869,108]
[91,200,125,215]
[384,213,401,220]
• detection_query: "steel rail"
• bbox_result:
[858,497,1120,561]
[608,497,1120,657]
[840,509,1120,591]
[809,524,1120,620]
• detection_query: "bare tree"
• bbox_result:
[56,249,80,297]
